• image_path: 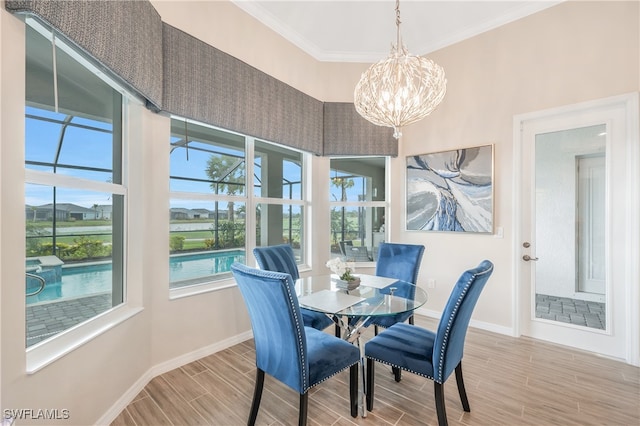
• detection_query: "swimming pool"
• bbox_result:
[170,250,246,287]
[26,250,246,304]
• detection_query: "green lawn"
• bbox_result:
[28,218,306,253]
[27,219,112,228]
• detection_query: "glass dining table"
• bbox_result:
[295,274,428,417]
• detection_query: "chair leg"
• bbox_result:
[374,325,379,335]
[455,362,471,412]
[392,366,402,382]
[298,393,308,426]
[248,369,265,426]
[335,324,341,338]
[349,364,358,417]
[389,317,414,382]
[366,359,374,411]
[434,382,448,426]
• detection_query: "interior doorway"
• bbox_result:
[576,153,605,296]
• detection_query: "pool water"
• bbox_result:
[170,251,246,285]
[26,250,246,304]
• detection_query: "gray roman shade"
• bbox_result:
[323,103,397,156]
[6,0,394,156]
[162,23,324,155]
[5,0,163,110]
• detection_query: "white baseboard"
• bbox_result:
[96,330,253,425]
[414,308,515,337]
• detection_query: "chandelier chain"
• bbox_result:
[354,0,447,139]
[395,0,401,49]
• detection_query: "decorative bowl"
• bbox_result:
[335,276,361,291]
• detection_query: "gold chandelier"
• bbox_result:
[354,0,447,139]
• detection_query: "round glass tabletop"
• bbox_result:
[295,274,428,318]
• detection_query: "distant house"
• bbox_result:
[25,204,66,221]
[169,208,192,220]
[170,207,228,220]
[95,205,112,220]
[191,208,215,219]
[26,203,99,221]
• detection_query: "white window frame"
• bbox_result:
[168,118,310,298]
[329,156,389,265]
[24,18,141,373]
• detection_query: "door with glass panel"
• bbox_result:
[516,95,638,362]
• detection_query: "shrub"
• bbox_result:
[170,235,185,251]
[70,236,109,259]
[28,239,112,261]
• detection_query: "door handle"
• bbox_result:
[522,254,539,261]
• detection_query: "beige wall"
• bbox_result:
[395,0,639,325]
[0,1,637,424]
[151,0,369,102]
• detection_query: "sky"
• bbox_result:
[26,106,363,210]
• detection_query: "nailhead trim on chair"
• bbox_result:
[366,355,438,382]
[436,265,493,382]
[235,265,359,393]
[310,365,357,388]
[365,263,494,384]
[239,267,359,392]
[284,274,308,391]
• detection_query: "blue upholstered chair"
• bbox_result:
[231,263,360,425]
[369,242,425,333]
[253,244,334,332]
[360,242,424,382]
[365,260,494,426]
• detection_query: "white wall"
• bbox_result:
[0,1,638,424]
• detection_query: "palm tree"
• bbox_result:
[331,175,355,244]
[205,156,245,222]
[205,155,245,248]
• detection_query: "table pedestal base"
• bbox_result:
[335,315,370,418]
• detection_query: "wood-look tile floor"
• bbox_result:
[112,317,640,425]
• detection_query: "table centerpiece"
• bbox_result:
[326,257,360,290]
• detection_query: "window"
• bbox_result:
[330,157,387,262]
[169,119,307,289]
[24,21,127,347]
[254,140,305,258]
[169,121,246,288]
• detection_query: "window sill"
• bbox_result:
[169,277,237,300]
[26,304,143,374]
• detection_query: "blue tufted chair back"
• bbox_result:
[253,244,300,281]
[376,242,425,284]
[231,263,309,393]
[433,260,494,383]
[254,244,335,332]
[375,242,425,303]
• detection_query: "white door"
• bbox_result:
[515,93,639,364]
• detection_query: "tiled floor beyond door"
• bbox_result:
[535,293,606,329]
[111,316,639,426]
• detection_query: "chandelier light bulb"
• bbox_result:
[354,0,447,139]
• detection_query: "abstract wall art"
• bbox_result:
[406,145,494,233]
